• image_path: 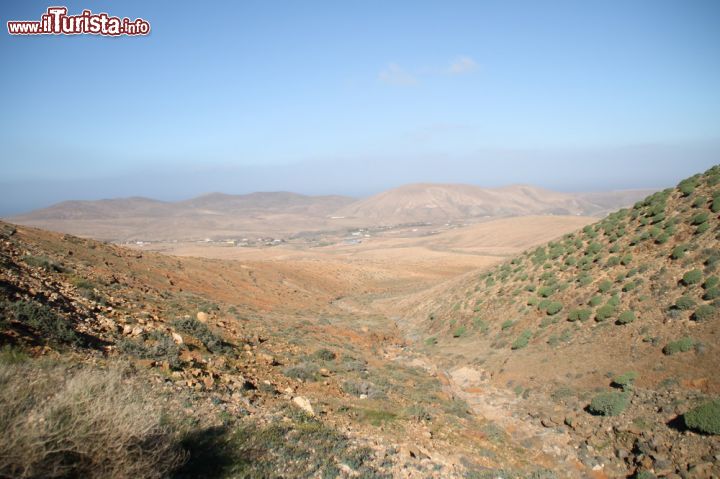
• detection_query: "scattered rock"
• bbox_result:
[171,332,183,344]
[197,311,209,323]
[292,396,314,416]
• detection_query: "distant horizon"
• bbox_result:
[2,1,719,215]
[1,176,674,218]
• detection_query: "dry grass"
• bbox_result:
[0,360,185,479]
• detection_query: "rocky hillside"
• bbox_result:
[0,221,577,478]
[407,166,720,478]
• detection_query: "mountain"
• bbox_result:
[8,192,356,241]
[334,183,653,224]
[6,185,652,242]
[398,165,720,477]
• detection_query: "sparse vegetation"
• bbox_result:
[0,361,185,479]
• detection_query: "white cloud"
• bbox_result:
[448,56,478,75]
[378,63,417,85]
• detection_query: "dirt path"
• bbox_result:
[382,335,591,478]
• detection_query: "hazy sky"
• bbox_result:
[1,0,719,215]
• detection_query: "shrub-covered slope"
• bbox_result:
[415,166,720,477]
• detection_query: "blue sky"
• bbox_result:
[1,0,719,214]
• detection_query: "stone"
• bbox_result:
[171,332,183,344]
[292,396,314,416]
[197,311,209,323]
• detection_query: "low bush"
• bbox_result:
[501,319,514,330]
[314,348,336,361]
[595,304,616,322]
[612,371,638,389]
[702,288,720,301]
[691,212,709,225]
[663,337,695,355]
[283,363,319,382]
[588,391,629,416]
[684,399,720,435]
[21,255,68,273]
[567,308,591,322]
[8,300,81,346]
[588,295,603,307]
[452,325,466,338]
[545,301,563,316]
[674,295,696,311]
[682,269,703,286]
[671,244,689,260]
[171,318,227,353]
[692,304,716,322]
[598,280,613,293]
[511,330,532,350]
[703,276,719,290]
[617,310,636,325]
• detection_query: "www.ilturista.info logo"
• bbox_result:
[7,6,150,36]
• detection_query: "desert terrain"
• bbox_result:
[1,170,719,478]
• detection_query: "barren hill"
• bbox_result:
[335,183,652,224]
[9,192,356,242]
[7,184,651,242]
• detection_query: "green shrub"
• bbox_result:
[620,254,633,266]
[622,281,637,293]
[692,196,707,208]
[545,301,563,316]
[702,288,720,301]
[595,304,616,322]
[588,391,629,416]
[314,348,337,361]
[691,212,709,225]
[712,196,720,213]
[663,337,695,355]
[452,326,466,338]
[703,276,719,290]
[511,330,532,350]
[538,285,555,298]
[424,336,437,346]
[692,304,716,322]
[617,310,636,324]
[678,177,699,196]
[21,255,68,273]
[606,256,620,267]
[171,318,227,353]
[284,363,319,381]
[682,269,703,286]
[9,300,81,345]
[567,309,591,322]
[598,280,613,293]
[671,244,689,260]
[586,242,603,255]
[612,371,638,389]
[696,222,710,235]
[674,295,696,310]
[588,295,603,307]
[684,399,720,435]
[117,333,181,369]
[501,320,514,330]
